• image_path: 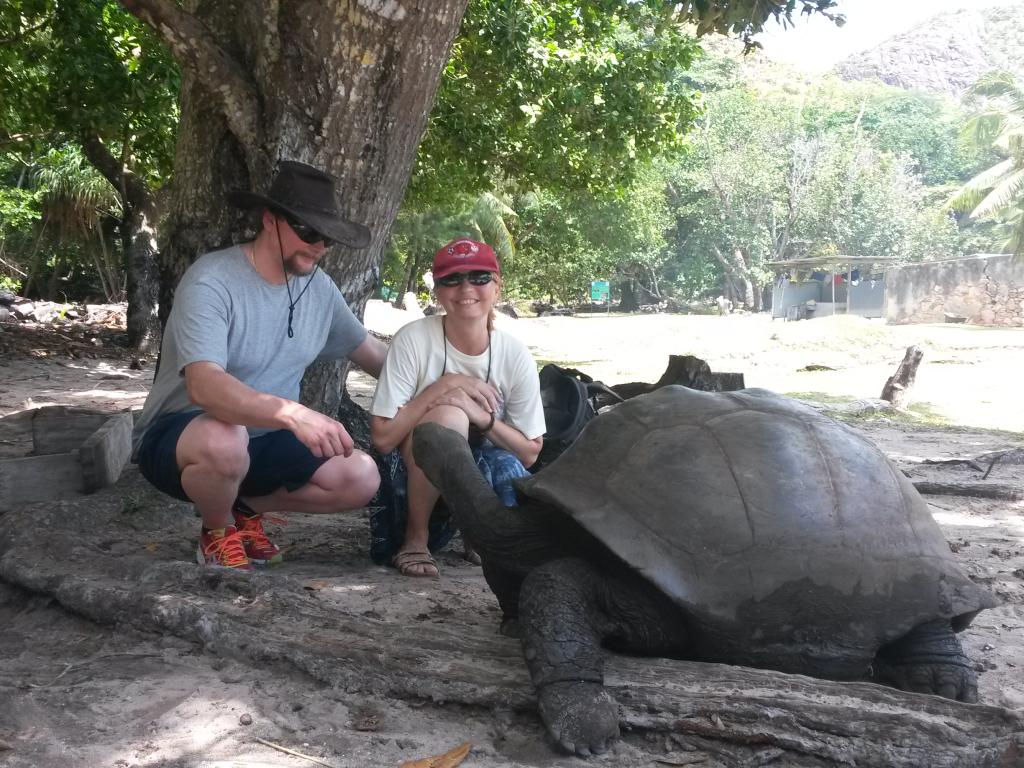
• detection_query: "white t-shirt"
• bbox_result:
[370,315,546,440]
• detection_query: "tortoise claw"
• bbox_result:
[538,681,619,757]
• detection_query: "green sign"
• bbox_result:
[590,280,610,302]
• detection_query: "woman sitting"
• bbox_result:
[369,239,545,577]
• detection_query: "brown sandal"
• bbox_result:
[392,549,439,578]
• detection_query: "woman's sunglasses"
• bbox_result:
[282,215,334,247]
[436,270,495,287]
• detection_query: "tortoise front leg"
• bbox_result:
[519,558,689,756]
[872,619,979,702]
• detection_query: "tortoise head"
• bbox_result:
[412,422,471,487]
[412,422,506,529]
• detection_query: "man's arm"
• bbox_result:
[184,361,354,457]
[348,335,388,379]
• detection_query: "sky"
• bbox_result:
[756,0,1022,73]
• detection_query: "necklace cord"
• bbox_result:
[274,220,318,339]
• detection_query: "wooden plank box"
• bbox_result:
[0,407,132,509]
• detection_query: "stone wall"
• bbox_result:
[885,254,1024,326]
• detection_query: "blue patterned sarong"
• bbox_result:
[369,444,529,565]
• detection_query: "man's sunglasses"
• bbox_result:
[436,271,495,287]
[282,214,334,247]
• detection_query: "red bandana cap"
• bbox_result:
[432,238,500,279]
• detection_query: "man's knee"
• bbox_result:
[316,450,380,508]
[179,416,249,479]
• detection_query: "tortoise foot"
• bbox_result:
[538,681,619,757]
[896,664,976,702]
[873,619,978,702]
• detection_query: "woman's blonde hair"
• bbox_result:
[488,273,503,333]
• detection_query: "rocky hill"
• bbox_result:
[833,2,1024,97]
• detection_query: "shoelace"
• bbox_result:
[203,529,249,568]
[236,513,288,547]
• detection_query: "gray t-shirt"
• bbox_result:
[132,245,367,455]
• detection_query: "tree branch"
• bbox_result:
[0,14,53,46]
[117,0,262,156]
[79,136,151,213]
[710,246,744,280]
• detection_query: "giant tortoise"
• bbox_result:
[412,386,997,756]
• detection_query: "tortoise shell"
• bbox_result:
[518,386,996,675]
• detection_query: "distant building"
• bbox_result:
[768,257,894,321]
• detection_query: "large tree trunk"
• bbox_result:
[80,136,161,352]
[121,0,469,412]
[618,277,640,312]
[731,248,755,308]
[711,246,755,311]
[122,200,161,351]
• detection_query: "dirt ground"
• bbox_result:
[0,304,1022,767]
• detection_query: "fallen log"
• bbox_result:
[977,448,1024,465]
[921,458,986,472]
[913,482,1024,502]
[0,500,1019,768]
[976,448,1024,480]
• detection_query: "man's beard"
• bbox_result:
[284,251,318,276]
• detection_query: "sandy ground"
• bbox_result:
[0,304,1022,767]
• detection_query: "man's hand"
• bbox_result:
[436,373,501,414]
[288,406,355,458]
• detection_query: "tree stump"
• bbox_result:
[880,345,923,407]
[611,355,746,402]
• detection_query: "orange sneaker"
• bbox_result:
[234,511,283,567]
[197,526,253,570]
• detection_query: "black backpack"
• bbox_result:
[533,364,621,471]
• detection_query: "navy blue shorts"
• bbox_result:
[134,411,330,502]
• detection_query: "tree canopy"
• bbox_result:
[2,0,1011,343]
[1,0,178,344]
[409,1,701,203]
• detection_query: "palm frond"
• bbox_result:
[961,111,1007,147]
[967,70,1024,116]
[471,192,518,264]
[474,191,517,221]
[972,167,1024,219]
[32,146,120,238]
[947,157,1015,211]
[988,206,1024,256]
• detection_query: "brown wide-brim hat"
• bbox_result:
[227,160,371,248]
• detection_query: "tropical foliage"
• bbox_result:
[410,0,702,203]
[0,0,177,308]
[948,71,1024,255]
[0,0,1012,318]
